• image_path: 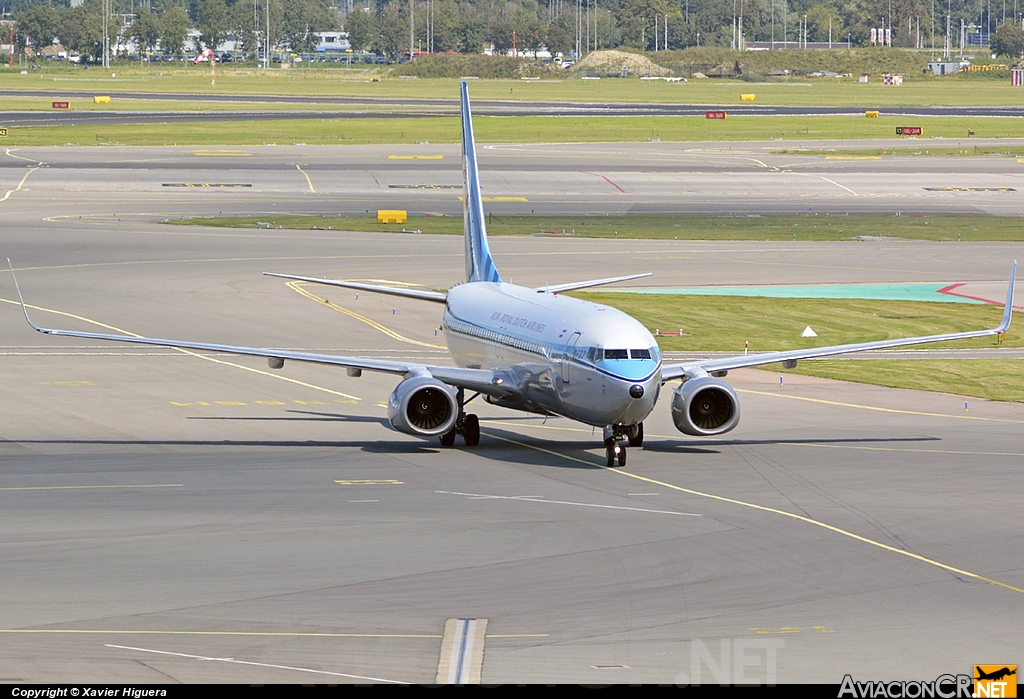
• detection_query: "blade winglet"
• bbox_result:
[996,260,1016,333]
[7,259,47,333]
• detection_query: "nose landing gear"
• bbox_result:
[603,422,642,468]
[606,442,627,468]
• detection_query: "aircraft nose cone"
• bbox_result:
[629,384,645,399]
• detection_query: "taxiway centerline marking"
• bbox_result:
[483,431,1024,597]
[790,172,859,196]
[285,280,446,350]
[1,166,41,203]
[0,297,361,400]
[295,164,316,193]
[4,148,44,164]
[484,419,1024,457]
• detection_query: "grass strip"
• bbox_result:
[574,293,1020,352]
[781,359,1024,402]
[7,69,1024,106]
[5,115,1024,147]
[166,214,1024,242]
[574,293,1021,401]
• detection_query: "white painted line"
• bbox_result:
[105,644,406,684]
[437,490,701,517]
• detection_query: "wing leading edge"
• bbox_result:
[662,262,1016,382]
[8,261,511,398]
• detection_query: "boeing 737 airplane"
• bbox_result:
[10,82,1017,467]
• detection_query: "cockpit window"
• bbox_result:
[630,349,651,359]
[603,349,629,360]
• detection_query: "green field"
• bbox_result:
[782,359,1024,402]
[168,214,1024,242]
[573,292,1022,401]
[5,67,1024,106]
[6,114,1022,147]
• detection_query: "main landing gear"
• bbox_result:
[603,423,643,468]
[439,388,480,448]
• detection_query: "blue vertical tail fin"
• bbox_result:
[461,81,502,284]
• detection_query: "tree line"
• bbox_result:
[6,0,1024,60]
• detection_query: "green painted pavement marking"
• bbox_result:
[604,284,985,304]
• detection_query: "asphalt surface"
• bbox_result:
[4,140,1024,217]
[6,88,1024,125]
[0,144,1022,684]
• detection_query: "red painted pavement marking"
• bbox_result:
[581,171,626,193]
[937,282,1024,309]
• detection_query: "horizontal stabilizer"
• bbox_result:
[263,273,447,303]
[537,272,653,294]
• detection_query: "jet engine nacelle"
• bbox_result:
[671,376,741,436]
[387,376,458,437]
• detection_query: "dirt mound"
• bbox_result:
[571,50,673,78]
[387,54,557,79]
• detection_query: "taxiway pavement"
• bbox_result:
[4,140,1024,218]
[0,144,1021,684]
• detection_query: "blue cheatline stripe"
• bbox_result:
[600,284,985,304]
[460,81,501,284]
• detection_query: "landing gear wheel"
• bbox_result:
[605,444,626,468]
[462,414,480,447]
[439,429,456,447]
[628,422,644,448]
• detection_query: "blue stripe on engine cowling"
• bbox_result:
[461,81,502,284]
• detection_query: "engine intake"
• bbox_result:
[388,376,458,437]
[671,376,741,436]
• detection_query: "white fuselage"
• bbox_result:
[443,283,662,426]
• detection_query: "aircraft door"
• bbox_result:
[560,332,581,385]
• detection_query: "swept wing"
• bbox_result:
[9,262,511,398]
